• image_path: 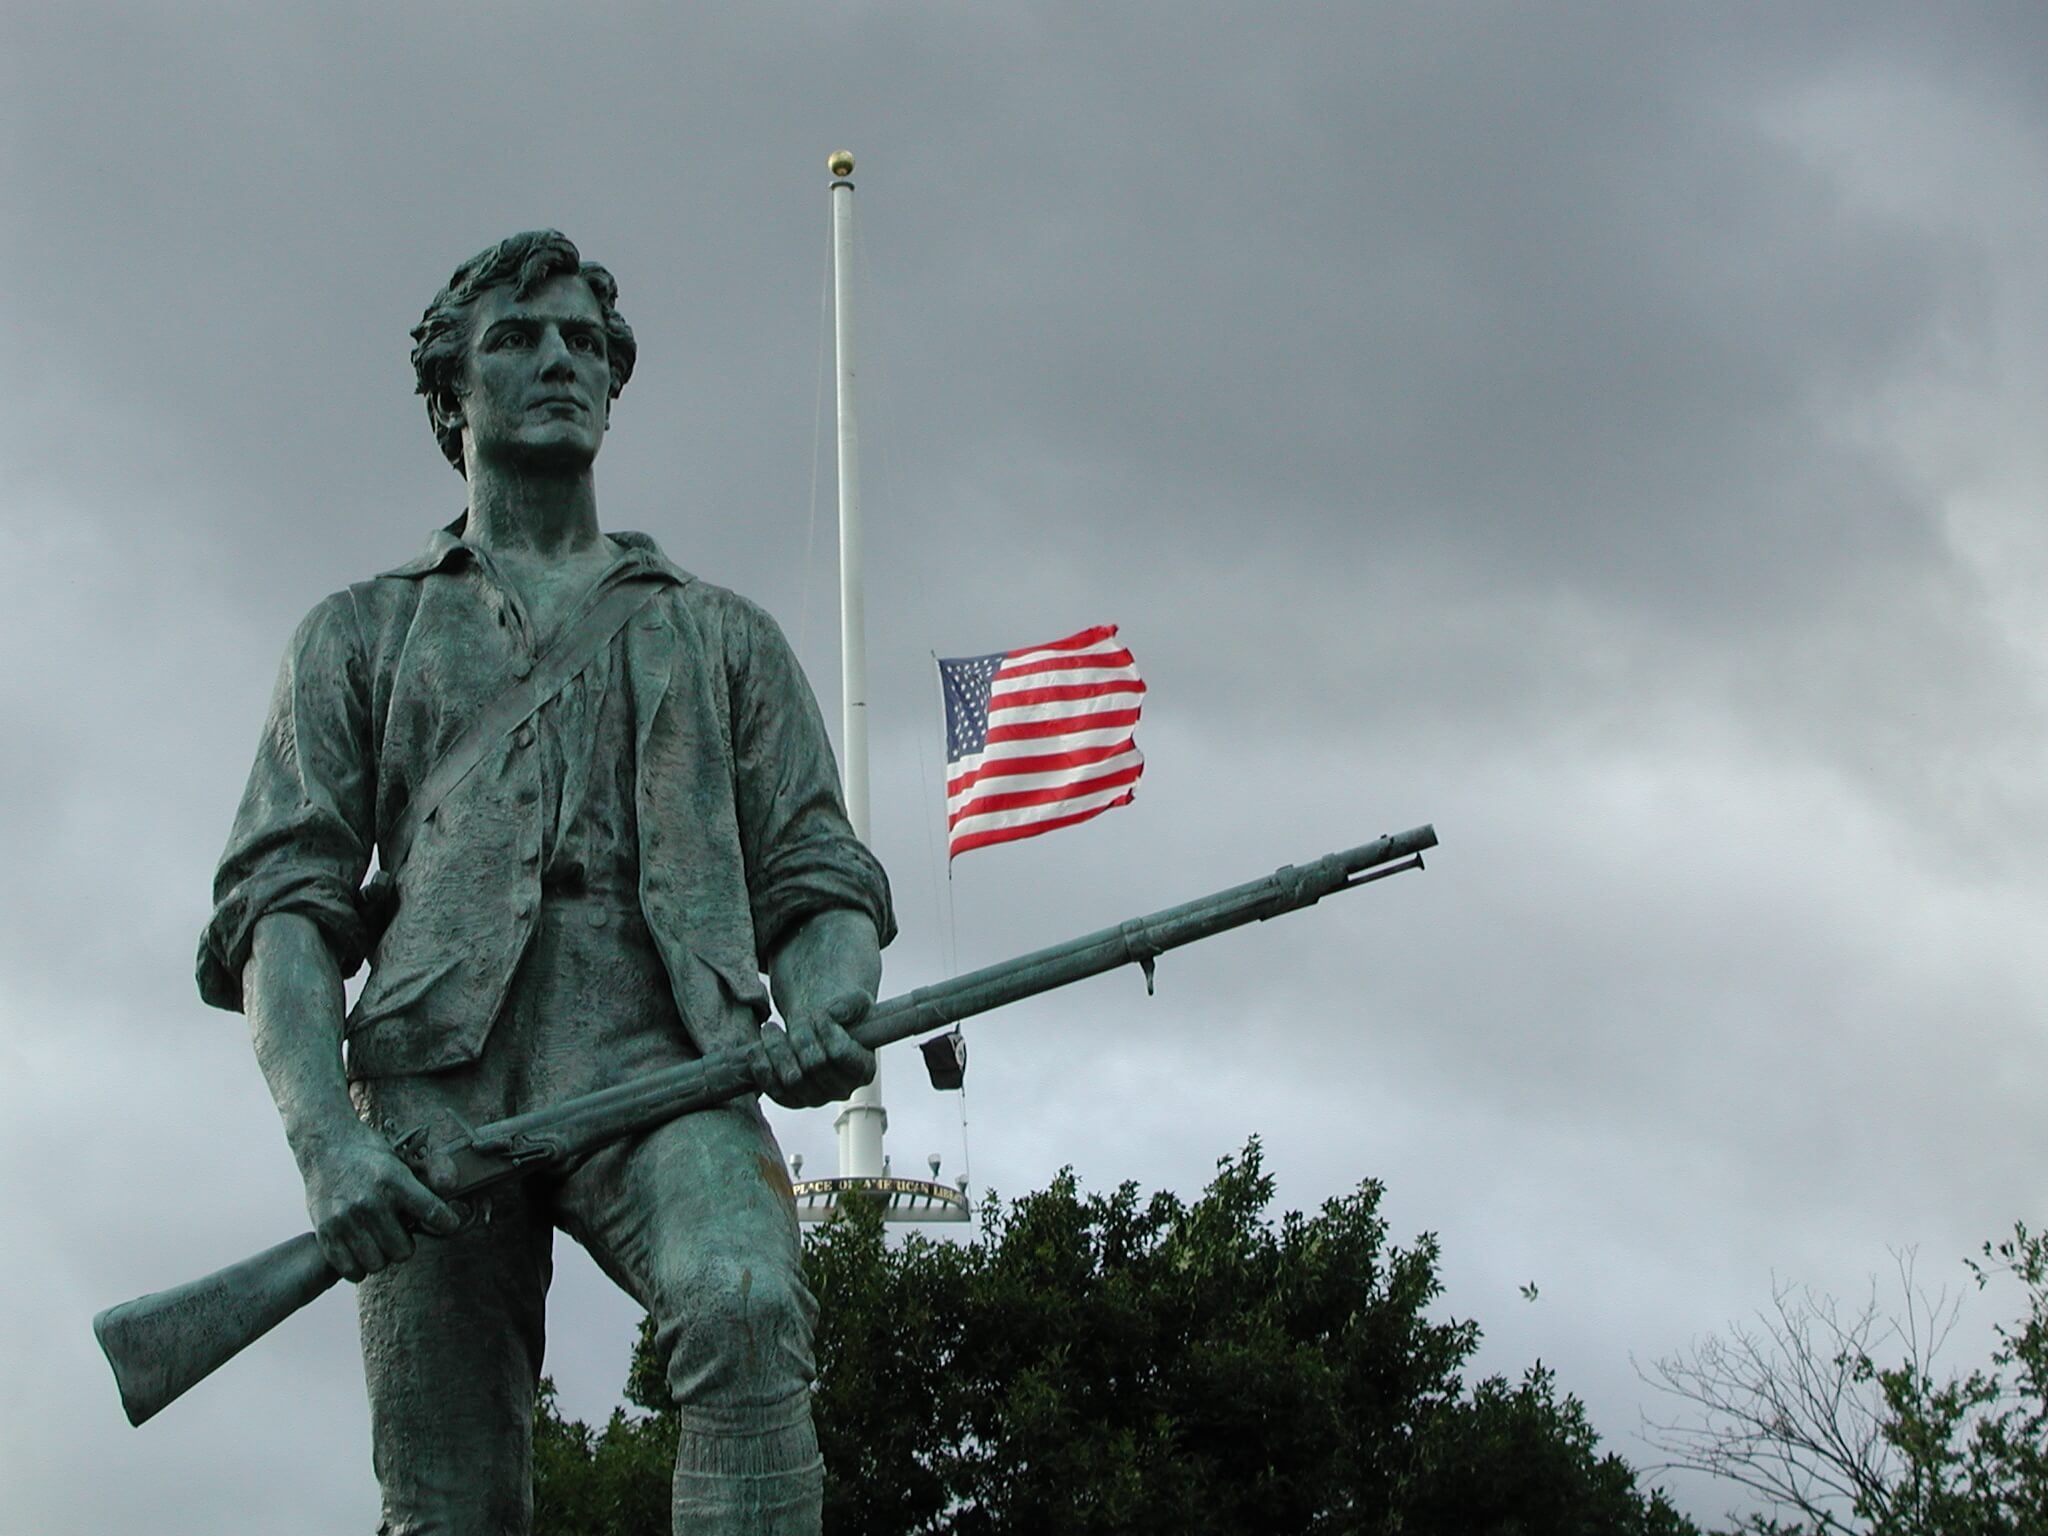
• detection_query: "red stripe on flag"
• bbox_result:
[945,741,1135,797]
[986,708,1143,744]
[989,679,1148,711]
[948,760,1145,824]
[948,744,1140,802]
[948,793,1138,856]
[993,648,1138,680]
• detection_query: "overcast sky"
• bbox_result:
[9,3,2048,1530]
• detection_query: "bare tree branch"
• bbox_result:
[1637,1249,1966,1534]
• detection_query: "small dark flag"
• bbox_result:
[919,1029,967,1091]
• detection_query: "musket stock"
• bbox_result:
[94,1233,340,1426]
[95,824,1435,1423]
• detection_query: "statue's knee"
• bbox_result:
[656,1254,816,1408]
[683,1251,812,1332]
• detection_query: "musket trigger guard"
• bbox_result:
[1119,919,1160,996]
[444,1195,493,1232]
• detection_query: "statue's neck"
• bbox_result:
[463,464,603,560]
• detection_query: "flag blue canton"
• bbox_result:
[939,651,1005,761]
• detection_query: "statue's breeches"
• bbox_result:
[353,901,819,1535]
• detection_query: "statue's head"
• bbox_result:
[410,230,638,475]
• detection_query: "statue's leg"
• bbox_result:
[355,1163,555,1536]
[556,1097,820,1536]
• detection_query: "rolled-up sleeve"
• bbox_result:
[726,599,896,966]
[196,592,376,1011]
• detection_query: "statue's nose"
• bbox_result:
[536,327,576,374]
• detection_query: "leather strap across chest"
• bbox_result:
[383,575,666,875]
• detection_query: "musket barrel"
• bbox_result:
[860,822,1437,1042]
[501,824,1437,1162]
[465,825,1434,1167]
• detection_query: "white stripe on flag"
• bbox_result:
[947,746,1144,815]
[947,777,1143,844]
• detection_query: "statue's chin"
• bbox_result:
[472,435,602,475]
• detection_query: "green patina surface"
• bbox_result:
[210,232,890,1536]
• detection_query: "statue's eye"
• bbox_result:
[495,330,531,349]
[570,332,601,355]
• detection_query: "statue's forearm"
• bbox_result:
[244,914,374,1175]
[767,907,881,1022]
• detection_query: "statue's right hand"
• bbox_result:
[303,1131,462,1281]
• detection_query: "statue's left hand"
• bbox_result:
[759,992,877,1109]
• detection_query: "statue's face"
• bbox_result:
[451,275,612,473]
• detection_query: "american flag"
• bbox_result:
[938,625,1146,859]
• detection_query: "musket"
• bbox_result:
[95,824,1436,1426]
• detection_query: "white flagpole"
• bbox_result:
[828,150,888,1181]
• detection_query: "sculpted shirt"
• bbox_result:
[199,523,894,1079]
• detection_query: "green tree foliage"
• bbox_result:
[1646,1225,2048,1535]
[535,1141,1693,1535]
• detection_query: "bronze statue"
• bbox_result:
[90,225,1444,1536]
[197,231,893,1535]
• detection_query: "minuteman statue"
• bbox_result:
[199,230,893,1535]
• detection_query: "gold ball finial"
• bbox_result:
[828,150,855,178]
